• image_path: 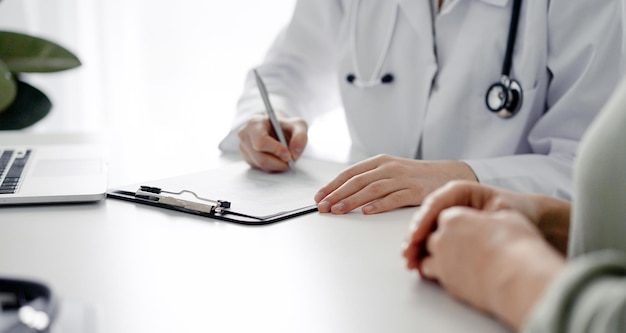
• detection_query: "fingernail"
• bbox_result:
[362,205,374,214]
[331,202,345,214]
[280,152,291,161]
[318,200,331,212]
[314,192,325,202]
[294,147,303,154]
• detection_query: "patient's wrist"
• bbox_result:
[487,239,565,329]
[531,195,571,254]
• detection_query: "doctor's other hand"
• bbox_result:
[404,207,565,330]
[402,181,571,265]
[238,114,308,173]
[314,155,478,215]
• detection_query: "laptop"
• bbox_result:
[0,132,108,206]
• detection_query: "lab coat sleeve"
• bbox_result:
[464,0,625,200]
[521,250,626,333]
[218,0,344,152]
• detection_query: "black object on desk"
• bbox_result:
[0,278,57,333]
[107,186,318,226]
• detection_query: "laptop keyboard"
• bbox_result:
[0,149,31,195]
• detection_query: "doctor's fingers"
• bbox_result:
[239,139,291,173]
[280,118,308,160]
[314,154,406,203]
[238,114,272,138]
[360,188,422,214]
[238,119,294,161]
[319,176,420,214]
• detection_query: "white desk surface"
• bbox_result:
[0,133,511,333]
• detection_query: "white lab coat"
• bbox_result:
[219,0,624,200]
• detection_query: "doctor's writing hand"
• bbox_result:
[314,155,477,215]
[402,181,571,268]
[238,114,308,173]
[404,206,565,330]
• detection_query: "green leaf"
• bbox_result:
[0,80,52,130]
[0,31,81,73]
[0,59,17,112]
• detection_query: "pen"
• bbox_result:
[253,69,296,172]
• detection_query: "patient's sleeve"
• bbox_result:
[522,250,626,333]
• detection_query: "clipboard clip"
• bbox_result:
[134,186,231,214]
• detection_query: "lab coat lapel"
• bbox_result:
[442,0,511,14]
[396,0,509,36]
[396,0,435,45]
[476,0,510,7]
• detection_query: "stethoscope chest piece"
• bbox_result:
[486,76,523,118]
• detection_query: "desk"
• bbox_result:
[0,154,511,333]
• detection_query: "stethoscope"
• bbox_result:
[0,278,57,333]
[485,0,523,118]
[346,0,524,118]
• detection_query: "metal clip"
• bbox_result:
[135,186,231,213]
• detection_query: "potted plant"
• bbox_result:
[0,20,81,130]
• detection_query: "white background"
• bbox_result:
[0,0,294,132]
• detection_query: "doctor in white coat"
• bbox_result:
[219,0,624,214]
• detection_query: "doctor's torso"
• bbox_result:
[333,0,548,161]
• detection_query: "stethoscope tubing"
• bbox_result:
[348,0,399,87]
[347,0,524,117]
[502,0,523,77]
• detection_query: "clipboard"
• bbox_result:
[105,158,346,226]
[107,186,318,226]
